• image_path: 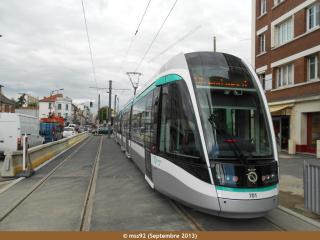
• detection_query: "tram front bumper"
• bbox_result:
[218,195,279,218]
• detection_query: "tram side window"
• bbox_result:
[144,91,154,149]
[132,103,139,142]
[119,114,122,134]
[159,81,205,165]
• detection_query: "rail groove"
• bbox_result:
[171,199,205,231]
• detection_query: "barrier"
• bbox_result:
[304,161,320,215]
[0,132,89,178]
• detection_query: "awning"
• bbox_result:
[269,104,291,113]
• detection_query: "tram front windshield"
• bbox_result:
[190,65,273,160]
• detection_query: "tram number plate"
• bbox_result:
[249,193,257,198]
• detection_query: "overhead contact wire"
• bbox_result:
[120,0,178,97]
[113,0,152,82]
[81,0,99,97]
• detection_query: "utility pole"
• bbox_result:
[126,72,142,95]
[0,85,3,113]
[98,94,100,125]
[214,36,216,52]
[108,80,112,139]
[114,95,117,115]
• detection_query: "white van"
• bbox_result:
[0,113,44,155]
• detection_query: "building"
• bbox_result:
[55,96,73,119]
[0,94,15,113]
[39,94,74,125]
[252,0,320,154]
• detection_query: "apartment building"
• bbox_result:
[252,0,320,154]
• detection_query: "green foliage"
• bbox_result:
[18,94,27,106]
[10,98,21,109]
[27,102,37,107]
[96,106,114,124]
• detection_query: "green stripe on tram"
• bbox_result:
[116,74,183,117]
[216,185,277,192]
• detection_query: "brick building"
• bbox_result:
[252,0,320,154]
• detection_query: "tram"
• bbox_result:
[113,52,279,218]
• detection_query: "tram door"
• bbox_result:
[145,88,160,181]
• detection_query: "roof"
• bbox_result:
[39,94,63,102]
[0,94,15,106]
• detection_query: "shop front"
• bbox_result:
[270,107,292,152]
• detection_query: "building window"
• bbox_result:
[308,55,319,80]
[260,73,266,90]
[65,104,69,110]
[58,104,61,110]
[307,3,319,30]
[275,0,284,5]
[277,64,293,87]
[277,19,292,45]
[261,0,266,15]
[58,113,61,116]
[260,34,266,53]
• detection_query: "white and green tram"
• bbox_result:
[113,52,279,218]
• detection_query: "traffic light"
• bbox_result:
[90,102,93,107]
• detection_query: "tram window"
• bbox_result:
[159,81,206,165]
[145,91,153,149]
[132,102,139,142]
[159,86,168,153]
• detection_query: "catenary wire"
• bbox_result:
[113,0,152,82]
[120,0,178,98]
[81,0,99,97]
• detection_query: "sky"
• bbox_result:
[0,0,252,114]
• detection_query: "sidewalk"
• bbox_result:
[278,151,320,222]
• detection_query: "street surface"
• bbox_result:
[0,135,319,231]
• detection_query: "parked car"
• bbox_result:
[92,127,113,135]
[40,122,63,143]
[68,124,79,132]
[0,113,44,155]
[62,127,77,138]
[78,126,86,133]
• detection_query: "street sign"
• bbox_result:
[108,121,111,125]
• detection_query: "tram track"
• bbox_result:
[170,199,205,231]
[171,199,289,231]
[0,135,95,225]
[78,135,103,231]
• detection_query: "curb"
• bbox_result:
[278,205,320,229]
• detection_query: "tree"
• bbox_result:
[27,102,37,107]
[10,98,20,109]
[96,106,114,124]
[18,94,27,107]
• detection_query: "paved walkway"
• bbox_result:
[278,151,319,196]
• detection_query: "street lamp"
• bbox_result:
[49,88,64,117]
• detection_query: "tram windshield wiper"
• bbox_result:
[206,94,247,164]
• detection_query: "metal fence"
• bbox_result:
[304,161,320,215]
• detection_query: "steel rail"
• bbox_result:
[171,199,205,231]
[0,135,94,223]
[78,135,103,231]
